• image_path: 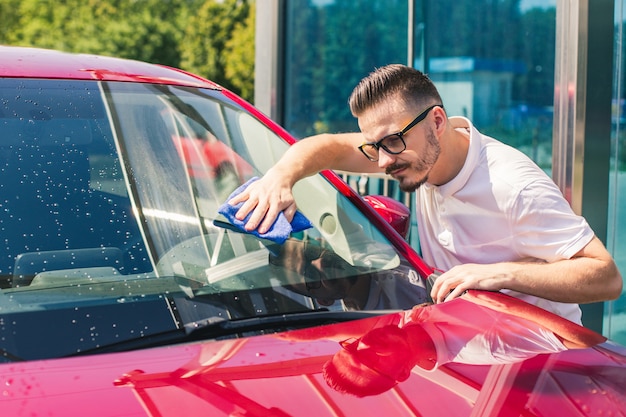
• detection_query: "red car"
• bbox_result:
[1,46,625,416]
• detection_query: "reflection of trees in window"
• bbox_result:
[285,0,556,145]
[426,1,555,163]
[428,0,523,59]
[517,7,556,108]
[285,0,407,137]
[429,1,555,109]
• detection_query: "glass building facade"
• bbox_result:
[255,0,626,344]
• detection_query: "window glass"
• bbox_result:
[607,0,626,345]
[283,0,556,170]
[0,79,428,361]
[284,0,408,138]
[423,1,556,170]
[0,79,151,285]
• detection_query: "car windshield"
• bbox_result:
[0,79,427,361]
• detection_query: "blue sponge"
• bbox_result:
[216,177,312,244]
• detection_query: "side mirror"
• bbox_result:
[363,195,411,239]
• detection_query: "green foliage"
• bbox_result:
[282,0,556,142]
[224,1,256,101]
[284,0,408,137]
[179,0,252,97]
[0,0,255,100]
[0,0,21,43]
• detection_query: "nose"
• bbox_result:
[311,257,324,270]
[377,148,396,169]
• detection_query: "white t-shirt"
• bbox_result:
[401,299,567,370]
[416,117,594,324]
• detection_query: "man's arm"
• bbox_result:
[230,132,381,233]
[430,236,623,304]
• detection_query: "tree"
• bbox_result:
[224,1,256,101]
[3,0,185,66]
[0,0,256,100]
[179,0,252,93]
[0,0,22,44]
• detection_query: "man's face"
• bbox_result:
[358,98,441,192]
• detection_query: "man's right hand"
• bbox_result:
[228,169,298,234]
[228,131,372,234]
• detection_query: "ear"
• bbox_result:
[396,366,412,382]
[432,106,447,133]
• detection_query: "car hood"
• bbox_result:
[1,291,625,416]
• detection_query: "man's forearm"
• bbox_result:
[501,255,622,304]
[281,132,380,176]
[432,254,621,305]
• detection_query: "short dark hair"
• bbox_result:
[322,351,398,397]
[348,64,443,116]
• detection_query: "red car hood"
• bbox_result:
[1,291,625,416]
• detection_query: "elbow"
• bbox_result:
[604,263,623,300]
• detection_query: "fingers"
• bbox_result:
[282,202,298,223]
[245,200,271,232]
[430,264,505,304]
[257,200,298,233]
[429,267,471,304]
[227,178,297,234]
[258,201,284,233]
[430,276,461,304]
[228,186,263,230]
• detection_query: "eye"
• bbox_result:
[382,135,403,148]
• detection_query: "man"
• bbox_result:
[230,64,622,324]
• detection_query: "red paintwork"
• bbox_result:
[363,195,412,239]
[0,45,219,89]
[1,291,625,416]
[2,46,626,416]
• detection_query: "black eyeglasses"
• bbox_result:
[358,104,441,162]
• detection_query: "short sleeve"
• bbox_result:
[509,178,594,262]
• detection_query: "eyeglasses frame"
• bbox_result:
[358,104,442,162]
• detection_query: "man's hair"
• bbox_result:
[348,64,443,116]
[322,350,398,397]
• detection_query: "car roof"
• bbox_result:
[0,45,221,89]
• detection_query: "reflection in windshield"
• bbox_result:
[107,82,426,308]
[269,237,427,310]
[0,79,429,361]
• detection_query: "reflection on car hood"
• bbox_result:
[1,291,624,417]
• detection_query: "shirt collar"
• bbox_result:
[426,116,480,198]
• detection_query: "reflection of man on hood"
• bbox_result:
[323,291,606,397]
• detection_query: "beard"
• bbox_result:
[385,128,441,193]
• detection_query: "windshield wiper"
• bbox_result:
[184,309,384,338]
[65,309,388,357]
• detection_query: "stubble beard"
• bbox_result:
[386,128,441,193]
